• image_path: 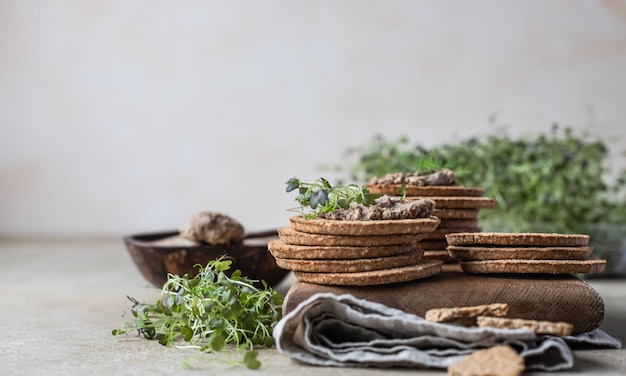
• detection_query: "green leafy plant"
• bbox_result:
[335,124,626,235]
[285,177,379,217]
[112,258,283,369]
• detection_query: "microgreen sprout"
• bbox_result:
[112,258,283,369]
[285,177,379,217]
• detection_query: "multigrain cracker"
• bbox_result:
[277,227,421,247]
[417,240,449,250]
[446,232,590,247]
[273,249,424,273]
[293,260,442,286]
[459,259,606,274]
[425,303,509,323]
[267,239,416,260]
[365,184,486,197]
[420,196,496,209]
[438,219,479,229]
[476,316,573,336]
[422,250,455,263]
[447,245,593,261]
[422,228,481,240]
[433,208,479,219]
[447,345,524,376]
[289,215,440,236]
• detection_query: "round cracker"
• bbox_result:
[293,260,443,286]
[289,216,440,236]
[273,249,425,273]
[433,208,479,219]
[422,228,481,240]
[417,240,449,250]
[447,245,593,261]
[438,219,479,229]
[365,184,485,197]
[267,239,416,260]
[423,250,456,263]
[411,196,496,209]
[446,232,590,247]
[277,227,421,247]
[459,259,606,274]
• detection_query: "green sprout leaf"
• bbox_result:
[244,350,261,370]
[112,256,283,369]
[285,177,379,217]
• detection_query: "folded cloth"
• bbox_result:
[274,293,621,370]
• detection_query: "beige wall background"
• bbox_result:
[2,0,626,238]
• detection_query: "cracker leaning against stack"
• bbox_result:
[269,178,443,286]
[446,232,607,275]
[364,169,496,264]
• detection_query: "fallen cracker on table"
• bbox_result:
[477,316,573,336]
[425,303,509,324]
[447,345,525,376]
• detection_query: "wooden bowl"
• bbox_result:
[123,230,289,288]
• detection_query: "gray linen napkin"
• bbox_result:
[274,293,621,370]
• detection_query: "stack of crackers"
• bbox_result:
[364,183,496,264]
[446,232,607,275]
[267,215,444,286]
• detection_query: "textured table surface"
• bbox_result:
[1,239,624,375]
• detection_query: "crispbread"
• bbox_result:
[425,303,508,323]
[447,345,524,376]
[364,184,486,197]
[419,196,496,209]
[438,219,479,229]
[446,232,590,247]
[432,208,479,219]
[476,316,573,336]
[289,215,440,236]
[459,259,606,274]
[422,250,455,263]
[447,245,593,261]
[273,249,424,273]
[267,239,417,260]
[277,227,421,247]
[293,260,442,286]
[417,240,449,250]
[421,228,481,240]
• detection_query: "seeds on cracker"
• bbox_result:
[476,316,573,336]
[425,303,508,323]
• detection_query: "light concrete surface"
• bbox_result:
[1,239,624,375]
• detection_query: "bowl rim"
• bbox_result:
[123,229,278,248]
